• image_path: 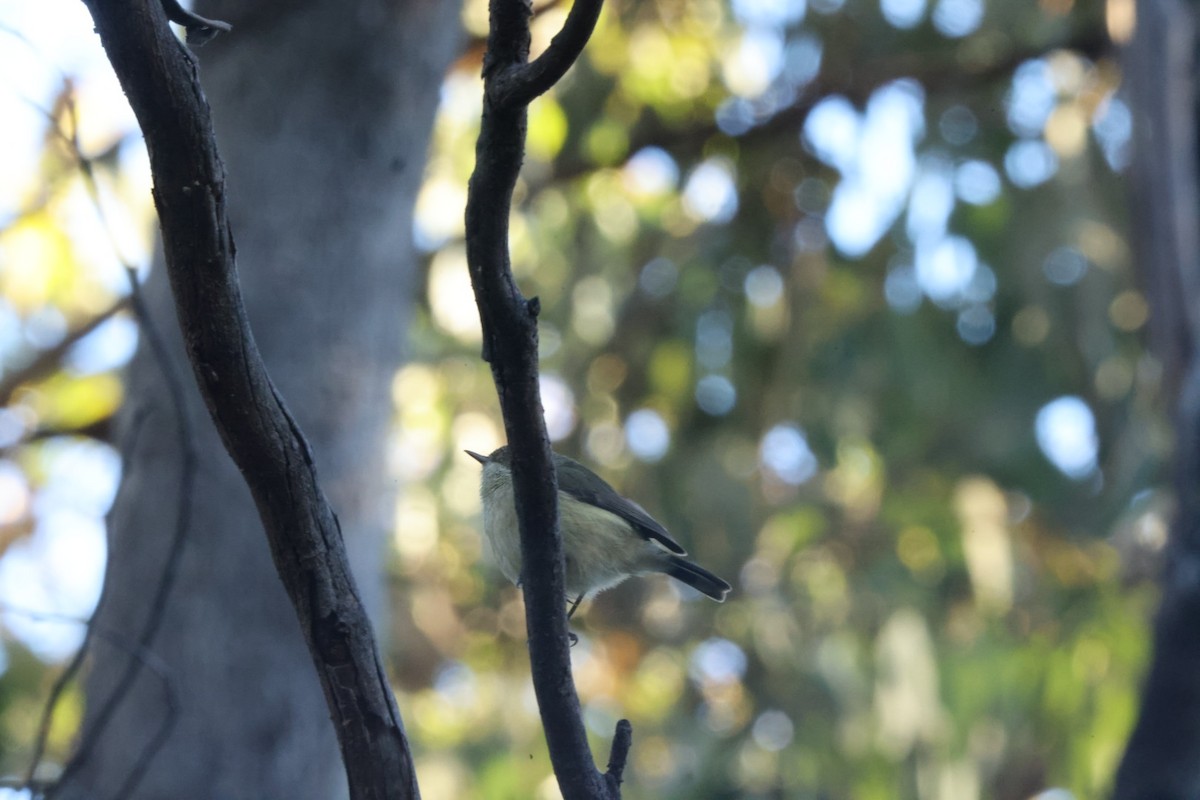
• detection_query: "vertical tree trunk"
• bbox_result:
[59,2,460,797]
[1114,0,1200,796]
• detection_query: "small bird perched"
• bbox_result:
[467,446,731,617]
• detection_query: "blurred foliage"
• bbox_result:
[0,0,1166,798]
[0,63,142,779]
[402,0,1157,797]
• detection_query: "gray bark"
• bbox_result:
[1115,0,1200,796]
[60,2,460,797]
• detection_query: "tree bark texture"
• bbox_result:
[1115,0,1200,796]
[59,2,461,797]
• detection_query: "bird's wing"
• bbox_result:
[559,482,691,556]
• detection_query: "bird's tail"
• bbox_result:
[662,555,731,602]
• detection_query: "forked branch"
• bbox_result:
[464,0,630,797]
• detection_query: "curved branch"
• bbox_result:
[465,0,626,797]
[77,2,418,797]
[489,0,604,109]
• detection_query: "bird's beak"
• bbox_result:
[465,450,488,465]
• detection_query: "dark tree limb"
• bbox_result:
[464,0,630,797]
[1113,0,1200,796]
[77,2,418,798]
[487,0,604,109]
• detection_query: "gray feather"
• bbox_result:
[552,452,687,555]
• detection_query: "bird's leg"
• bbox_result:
[566,595,584,647]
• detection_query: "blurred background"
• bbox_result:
[0,0,1161,797]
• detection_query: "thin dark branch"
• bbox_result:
[48,270,197,798]
[465,0,627,797]
[18,417,114,447]
[0,298,129,407]
[489,0,604,109]
[78,2,419,797]
[24,632,91,786]
[453,0,568,74]
[10,597,178,797]
[106,624,181,800]
[20,406,147,786]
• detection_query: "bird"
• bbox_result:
[467,445,731,618]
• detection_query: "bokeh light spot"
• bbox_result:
[751,709,795,751]
[1043,246,1089,286]
[695,310,734,370]
[956,304,995,346]
[939,104,977,145]
[683,160,739,224]
[760,424,817,485]
[884,261,922,314]
[732,0,806,27]
[689,637,748,685]
[955,160,1001,205]
[540,374,578,441]
[1005,139,1059,188]
[1109,290,1148,331]
[623,147,679,196]
[1007,60,1055,137]
[625,409,670,462]
[639,257,678,299]
[1036,396,1099,479]
[695,375,737,415]
[916,235,977,305]
[932,0,982,37]
[744,265,784,307]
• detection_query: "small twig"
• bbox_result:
[22,612,99,789]
[7,596,177,797]
[453,0,569,72]
[488,0,605,109]
[20,406,147,787]
[106,634,180,800]
[18,418,114,446]
[603,719,633,790]
[48,271,197,798]
[0,298,130,407]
